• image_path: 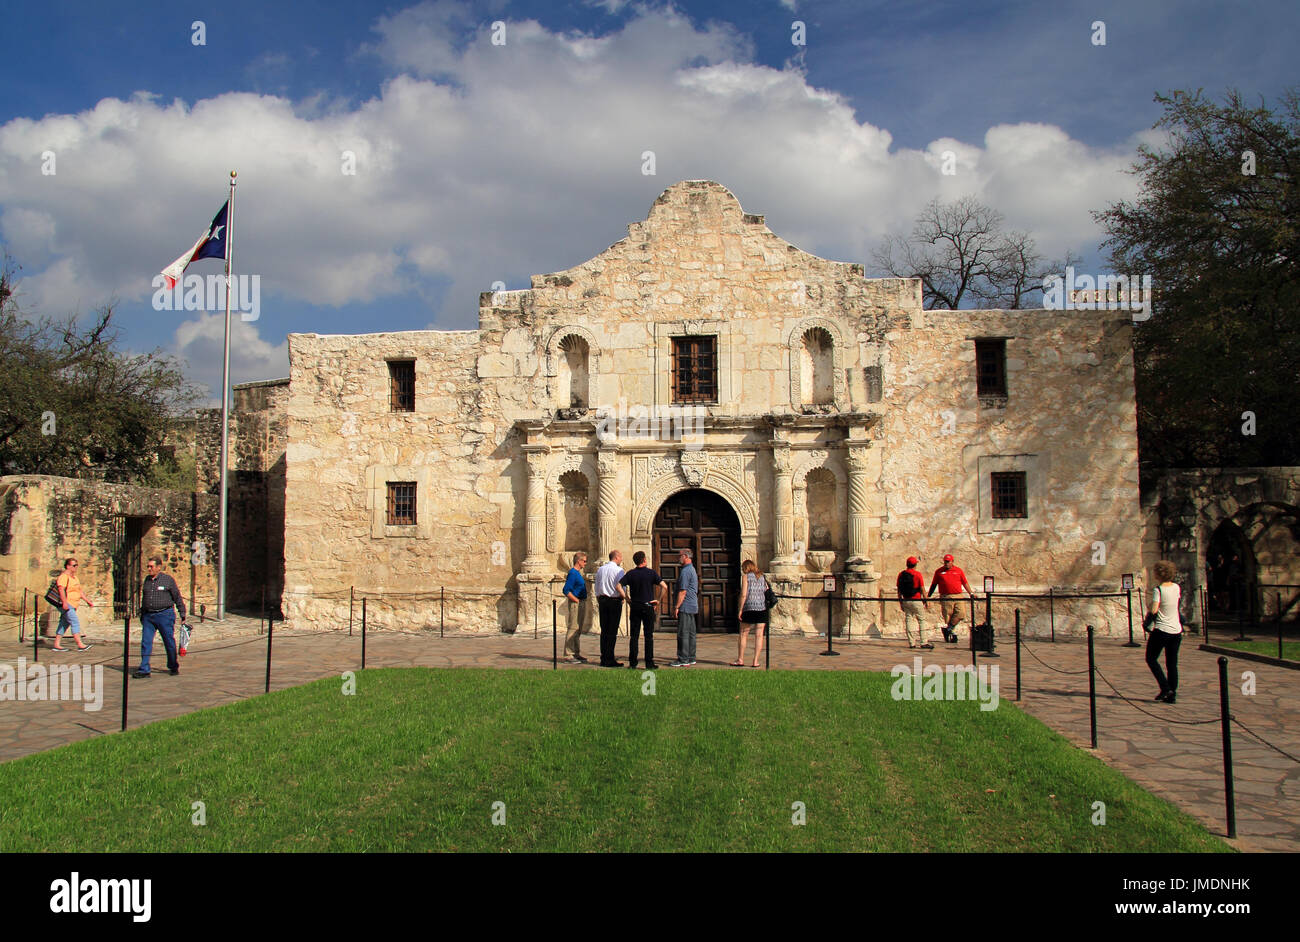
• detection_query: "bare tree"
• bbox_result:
[873,197,1062,309]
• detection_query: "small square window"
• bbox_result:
[990,471,1027,519]
[671,336,717,403]
[389,360,415,412]
[387,482,417,525]
[975,339,1007,397]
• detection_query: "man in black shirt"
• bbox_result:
[619,551,665,670]
[134,556,187,678]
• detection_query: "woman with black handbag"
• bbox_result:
[1145,560,1183,703]
[733,560,770,668]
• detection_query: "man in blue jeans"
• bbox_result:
[669,549,699,667]
[134,556,187,678]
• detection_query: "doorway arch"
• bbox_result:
[653,489,741,632]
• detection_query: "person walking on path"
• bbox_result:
[669,549,699,667]
[619,551,664,670]
[897,556,931,649]
[928,554,974,643]
[561,552,589,663]
[734,559,769,667]
[50,557,94,652]
[134,556,187,678]
[594,550,628,667]
[1145,559,1184,704]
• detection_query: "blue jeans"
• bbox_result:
[140,609,179,674]
[676,611,698,662]
[56,606,82,636]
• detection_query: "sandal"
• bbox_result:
[729,660,744,667]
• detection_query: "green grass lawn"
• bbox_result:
[1208,638,1300,661]
[0,668,1229,852]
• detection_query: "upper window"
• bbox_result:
[671,335,718,404]
[975,339,1007,397]
[990,471,1027,519]
[386,482,417,525]
[389,360,415,412]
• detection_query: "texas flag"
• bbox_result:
[160,201,229,289]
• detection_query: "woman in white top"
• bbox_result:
[1145,560,1183,704]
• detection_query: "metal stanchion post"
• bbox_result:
[1086,625,1097,748]
[361,597,367,670]
[349,586,354,637]
[1217,656,1236,839]
[32,596,40,663]
[265,614,274,694]
[766,613,771,670]
[982,592,998,657]
[1278,592,1285,661]
[1049,587,1055,642]
[970,615,977,669]
[1203,587,1211,646]
[1014,609,1021,701]
[534,588,538,639]
[819,591,839,656]
[260,585,266,636]
[19,588,26,644]
[440,587,445,639]
[552,598,557,669]
[121,614,130,732]
[1124,588,1140,647]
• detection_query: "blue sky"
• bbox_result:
[1,0,1295,400]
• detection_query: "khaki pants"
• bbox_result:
[565,598,585,657]
[940,595,967,627]
[900,600,926,646]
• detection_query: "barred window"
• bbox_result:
[975,339,1007,397]
[389,360,415,412]
[671,335,718,404]
[386,482,417,525]
[990,471,1027,519]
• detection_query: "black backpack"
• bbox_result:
[897,569,921,598]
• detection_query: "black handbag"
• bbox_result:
[44,581,63,608]
[763,584,778,609]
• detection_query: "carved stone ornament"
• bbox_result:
[679,449,709,487]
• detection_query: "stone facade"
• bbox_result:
[0,476,218,639]
[284,181,1146,636]
[1144,468,1300,622]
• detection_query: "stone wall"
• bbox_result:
[283,181,1146,636]
[0,476,218,640]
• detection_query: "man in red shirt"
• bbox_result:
[896,556,931,648]
[928,554,974,643]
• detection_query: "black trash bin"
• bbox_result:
[971,622,995,654]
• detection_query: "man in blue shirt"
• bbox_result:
[562,552,589,663]
[669,549,699,667]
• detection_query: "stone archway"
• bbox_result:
[652,489,742,633]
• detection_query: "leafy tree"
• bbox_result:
[0,257,202,482]
[1096,88,1300,469]
[872,196,1072,309]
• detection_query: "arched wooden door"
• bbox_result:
[654,489,740,633]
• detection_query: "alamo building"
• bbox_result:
[280,180,1147,638]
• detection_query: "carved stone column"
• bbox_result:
[770,434,796,576]
[522,444,550,574]
[846,440,871,571]
[596,447,618,564]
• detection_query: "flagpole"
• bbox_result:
[218,169,236,620]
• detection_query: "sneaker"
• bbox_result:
[573,655,588,663]
[1164,693,1177,704]
[132,671,152,678]
[77,643,93,651]
[920,643,934,650]
[667,661,685,667]
[169,668,180,676]
[685,660,696,666]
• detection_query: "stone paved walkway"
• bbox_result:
[2,623,1296,851]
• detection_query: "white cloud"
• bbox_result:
[0,0,1143,346]
[173,313,289,406]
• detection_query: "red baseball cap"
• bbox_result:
[906,556,918,566]
[943,554,954,562]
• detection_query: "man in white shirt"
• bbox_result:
[594,550,629,667]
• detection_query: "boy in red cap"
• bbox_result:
[928,554,974,643]
[896,556,931,648]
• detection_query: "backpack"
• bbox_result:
[897,569,921,598]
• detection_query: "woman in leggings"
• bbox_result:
[1146,560,1183,703]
